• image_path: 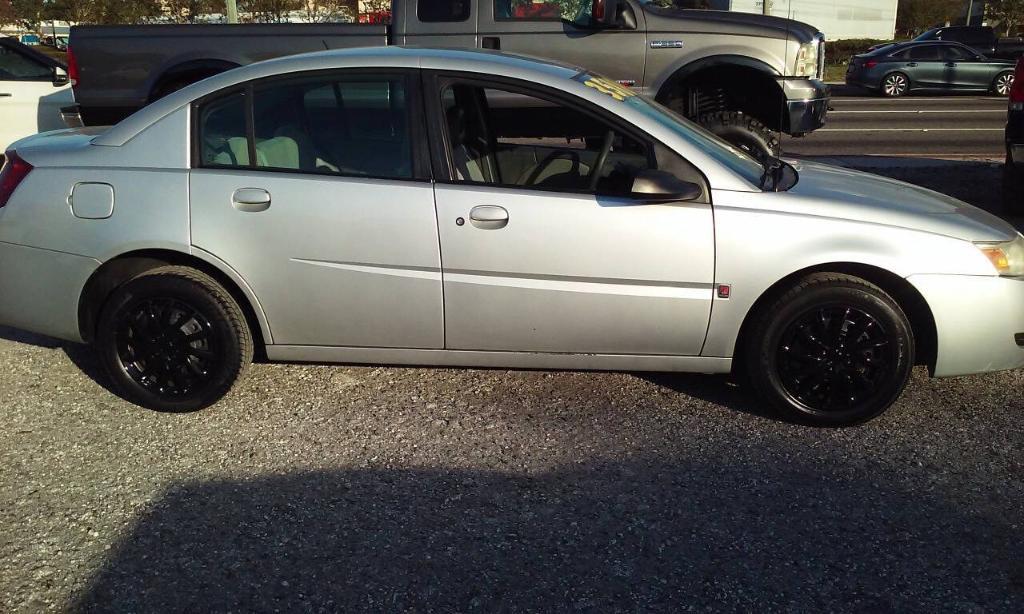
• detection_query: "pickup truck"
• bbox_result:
[67,0,828,159]
[912,26,1024,61]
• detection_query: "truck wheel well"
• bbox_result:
[78,250,266,359]
[732,263,938,374]
[149,60,238,102]
[658,64,785,133]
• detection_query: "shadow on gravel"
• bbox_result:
[0,325,118,396]
[638,373,774,420]
[72,462,1024,611]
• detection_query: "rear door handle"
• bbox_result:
[231,188,271,212]
[469,205,508,230]
[907,62,918,67]
[0,93,11,98]
[945,62,957,67]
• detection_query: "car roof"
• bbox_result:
[95,47,585,147]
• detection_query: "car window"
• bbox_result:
[0,45,51,80]
[943,46,975,61]
[199,91,250,167]
[889,48,911,60]
[909,45,942,61]
[418,0,470,22]
[198,75,414,180]
[495,0,592,24]
[439,80,703,196]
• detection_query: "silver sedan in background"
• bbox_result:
[0,47,1022,426]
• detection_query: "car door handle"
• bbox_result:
[906,62,918,67]
[231,188,271,212]
[482,36,500,50]
[469,205,508,230]
[945,62,957,67]
[0,93,11,97]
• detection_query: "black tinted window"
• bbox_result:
[418,0,470,21]
[0,45,51,80]
[943,45,974,61]
[253,76,413,179]
[199,91,250,167]
[495,0,591,22]
[909,45,942,61]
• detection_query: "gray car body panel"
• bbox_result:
[1,48,1021,380]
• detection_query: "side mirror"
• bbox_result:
[630,169,703,203]
[52,66,69,87]
[591,0,620,27]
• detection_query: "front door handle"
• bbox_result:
[0,93,11,98]
[945,62,957,67]
[906,62,918,67]
[469,205,508,230]
[482,36,500,50]
[231,188,271,212]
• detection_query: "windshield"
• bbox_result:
[571,73,766,187]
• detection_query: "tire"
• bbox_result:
[992,70,1015,97]
[881,72,910,97]
[697,111,780,162]
[744,274,914,427]
[95,266,253,412]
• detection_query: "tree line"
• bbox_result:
[897,0,1024,37]
[0,0,365,28]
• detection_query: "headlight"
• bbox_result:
[795,38,821,78]
[975,235,1024,277]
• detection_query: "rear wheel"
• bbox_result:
[881,72,910,97]
[95,266,253,412]
[744,274,914,427]
[993,70,1015,97]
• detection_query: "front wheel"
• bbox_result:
[697,111,780,162]
[993,70,1015,97]
[744,274,914,427]
[95,266,253,412]
[881,72,910,97]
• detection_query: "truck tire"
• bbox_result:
[697,111,780,162]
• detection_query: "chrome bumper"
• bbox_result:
[60,104,84,129]
[908,274,1024,378]
[778,78,830,136]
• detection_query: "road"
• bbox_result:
[783,87,1009,159]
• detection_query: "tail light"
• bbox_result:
[1011,58,1024,111]
[0,151,33,209]
[66,45,79,86]
[865,59,878,69]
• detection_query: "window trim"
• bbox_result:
[190,68,432,183]
[422,69,709,201]
[417,0,472,23]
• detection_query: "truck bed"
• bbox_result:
[71,23,389,122]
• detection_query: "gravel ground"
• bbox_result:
[1,163,1023,613]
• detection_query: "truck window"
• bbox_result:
[418,0,471,22]
[0,45,52,80]
[495,0,592,24]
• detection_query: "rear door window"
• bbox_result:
[196,73,417,181]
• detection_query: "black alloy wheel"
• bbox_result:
[776,305,897,413]
[744,273,914,426]
[96,266,253,412]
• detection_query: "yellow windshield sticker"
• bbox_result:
[578,74,637,101]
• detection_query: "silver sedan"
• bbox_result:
[0,47,1022,426]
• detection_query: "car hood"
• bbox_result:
[640,5,819,43]
[775,159,1019,242]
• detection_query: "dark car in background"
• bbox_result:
[913,25,1024,60]
[846,41,1016,97]
[1004,57,1024,214]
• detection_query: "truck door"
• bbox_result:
[397,0,478,48]
[479,0,647,91]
